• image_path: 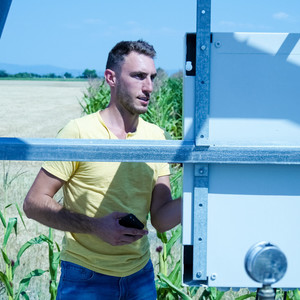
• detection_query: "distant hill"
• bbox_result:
[0,63,104,77]
[0,62,179,78]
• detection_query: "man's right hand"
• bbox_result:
[90,212,148,246]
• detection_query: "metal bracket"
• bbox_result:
[193,163,208,281]
[195,0,211,145]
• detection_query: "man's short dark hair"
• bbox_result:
[106,40,156,72]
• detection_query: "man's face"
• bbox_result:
[115,51,157,115]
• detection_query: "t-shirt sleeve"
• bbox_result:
[42,120,80,181]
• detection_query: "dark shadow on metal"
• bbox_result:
[0,0,12,38]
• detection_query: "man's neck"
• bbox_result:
[99,106,139,139]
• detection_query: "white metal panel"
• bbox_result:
[207,164,300,288]
[209,32,300,144]
[183,32,300,287]
[206,33,300,287]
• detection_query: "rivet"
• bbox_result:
[201,45,206,51]
[199,168,204,174]
[201,10,206,14]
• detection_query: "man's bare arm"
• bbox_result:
[23,168,148,246]
[150,175,182,233]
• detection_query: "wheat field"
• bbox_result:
[0,79,171,299]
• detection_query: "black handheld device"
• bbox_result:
[119,214,144,229]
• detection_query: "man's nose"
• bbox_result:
[143,77,153,93]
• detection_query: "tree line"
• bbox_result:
[0,69,99,79]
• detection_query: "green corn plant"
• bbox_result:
[1,162,61,299]
[143,76,183,140]
[198,287,225,300]
[0,220,49,300]
[156,226,198,300]
[281,289,300,300]
[79,79,110,114]
[48,228,60,300]
[234,291,257,300]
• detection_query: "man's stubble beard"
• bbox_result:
[116,85,149,116]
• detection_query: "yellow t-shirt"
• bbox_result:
[43,112,170,277]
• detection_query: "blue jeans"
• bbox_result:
[56,260,157,300]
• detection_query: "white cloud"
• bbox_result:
[273,12,289,20]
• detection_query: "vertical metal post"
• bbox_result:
[0,0,13,38]
[192,0,211,282]
[193,164,208,281]
[195,0,211,145]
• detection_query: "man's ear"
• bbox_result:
[104,69,116,87]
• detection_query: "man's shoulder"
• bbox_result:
[72,112,98,125]
[138,117,161,130]
[58,112,100,139]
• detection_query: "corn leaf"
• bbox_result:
[235,292,257,300]
[168,260,181,287]
[13,235,51,273]
[157,273,192,300]
[157,231,168,244]
[3,217,17,248]
[1,248,11,265]
[49,252,60,280]
[293,290,300,300]
[0,210,6,228]
[15,269,47,300]
[20,291,30,300]
[0,271,13,297]
[14,203,27,230]
[166,226,181,256]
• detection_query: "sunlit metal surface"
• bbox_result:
[1,137,300,164]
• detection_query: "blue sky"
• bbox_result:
[0,0,299,73]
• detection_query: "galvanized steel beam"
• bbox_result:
[1,138,300,164]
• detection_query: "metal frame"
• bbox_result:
[1,138,300,164]
[1,0,300,288]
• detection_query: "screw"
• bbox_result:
[196,272,202,278]
[214,41,221,48]
[201,10,206,14]
[201,45,206,51]
[199,168,204,174]
[210,273,217,281]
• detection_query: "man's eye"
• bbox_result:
[133,73,146,80]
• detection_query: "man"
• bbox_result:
[24,40,181,299]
